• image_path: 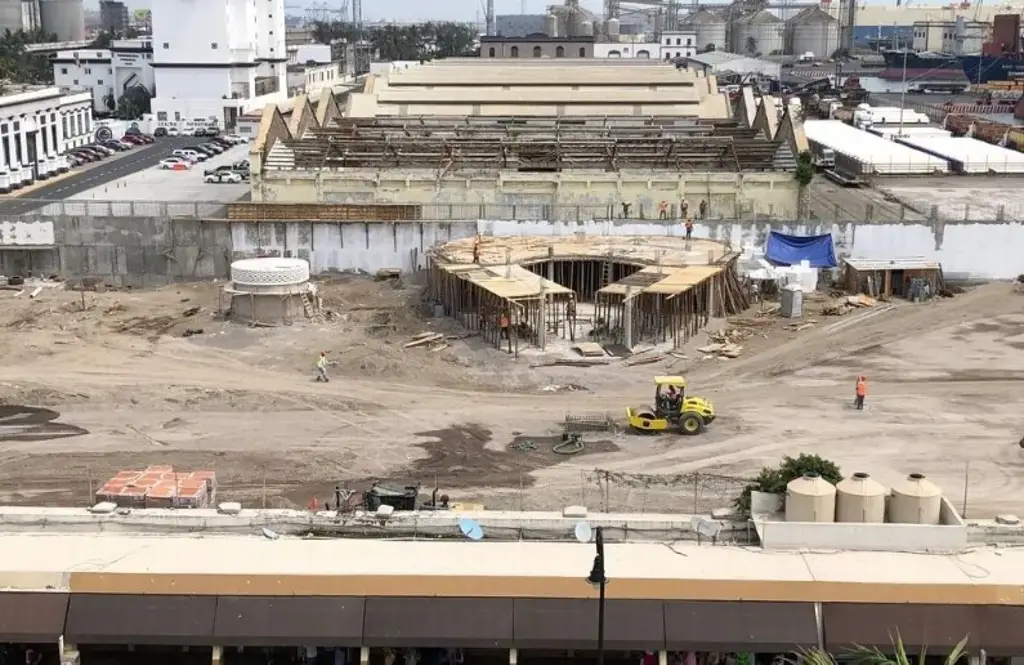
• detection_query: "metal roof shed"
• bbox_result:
[803,120,949,175]
[844,257,943,300]
[895,135,1024,174]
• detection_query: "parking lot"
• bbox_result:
[64,141,252,208]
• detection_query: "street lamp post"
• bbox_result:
[586,526,608,665]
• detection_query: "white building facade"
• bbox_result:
[0,87,92,193]
[660,31,698,60]
[52,40,155,115]
[150,0,288,132]
[594,42,660,58]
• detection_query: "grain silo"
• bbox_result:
[889,473,942,525]
[544,12,558,37]
[580,20,593,36]
[606,17,620,37]
[735,9,784,56]
[785,472,836,523]
[788,7,839,58]
[684,8,726,52]
[835,472,886,523]
[0,0,24,32]
[39,0,83,40]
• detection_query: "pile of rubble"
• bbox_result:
[697,328,752,359]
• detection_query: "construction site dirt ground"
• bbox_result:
[1,274,1023,518]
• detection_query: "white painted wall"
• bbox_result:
[295,43,330,65]
[52,49,113,114]
[594,42,660,58]
[150,0,284,130]
[0,221,55,247]
[659,31,698,60]
[0,88,91,191]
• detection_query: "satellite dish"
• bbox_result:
[458,517,484,541]
[574,521,593,543]
[261,527,279,540]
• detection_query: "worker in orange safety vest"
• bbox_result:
[854,375,867,410]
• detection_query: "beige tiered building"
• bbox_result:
[245,59,801,219]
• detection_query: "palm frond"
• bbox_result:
[783,646,839,665]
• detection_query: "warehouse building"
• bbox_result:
[246,62,802,219]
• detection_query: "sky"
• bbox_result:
[87,0,985,24]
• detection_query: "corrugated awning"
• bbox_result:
[65,594,218,645]
[823,603,978,653]
[665,601,819,651]
[845,257,941,271]
[214,596,365,647]
[363,597,514,648]
[0,592,69,642]
[514,598,665,650]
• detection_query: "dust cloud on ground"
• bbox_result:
[0,273,1022,517]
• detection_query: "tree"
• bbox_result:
[114,85,152,119]
[310,21,476,61]
[702,43,716,53]
[795,150,815,219]
[0,28,58,84]
[735,453,841,515]
[789,633,970,665]
[745,36,757,54]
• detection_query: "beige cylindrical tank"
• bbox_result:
[836,472,886,523]
[545,13,558,37]
[606,17,620,36]
[890,473,942,525]
[580,20,593,36]
[785,471,836,523]
[685,8,726,52]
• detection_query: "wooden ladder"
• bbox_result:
[300,291,324,323]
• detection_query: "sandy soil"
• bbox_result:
[0,274,1022,518]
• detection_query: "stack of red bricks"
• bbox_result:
[95,465,218,509]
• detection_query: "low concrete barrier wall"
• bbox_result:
[2,216,1022,286]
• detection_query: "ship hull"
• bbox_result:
[959,55,1024,84]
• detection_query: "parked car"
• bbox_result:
[203,164,235,177]
[188,145,217,157]
[205,171,242,184]
[194,127,210,137]
[200,142,224,154]
[225,134,249,144]
[159,157,191,170]
[121,134,146,145]
[211,136,232,148]
[166,127,180,137]
[85,144,115,156]
[66,155,84,167]
[172,148,203,162]
[71,149,98,162]
[233,159,250,171]
[102,140,130,151]
[153,127,168,137]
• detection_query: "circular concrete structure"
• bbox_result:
[231,258,310,287]
[433,234,730,268]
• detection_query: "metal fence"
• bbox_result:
[1,197,1020,224]
[0,199,230,218]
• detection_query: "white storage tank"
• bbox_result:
[780,283,803,318]
[684,9,726,52]
[545,13,558,37]
[787,7,838,59]
[606,17,620,36]
[890,473,942,525]
[785,471,836,523]
[580,20,593,36]
[836,472,886,523]
[735,9,784,56]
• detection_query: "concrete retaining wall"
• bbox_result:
[1,216,1022,286]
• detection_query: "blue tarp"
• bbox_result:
[764,231,837,268]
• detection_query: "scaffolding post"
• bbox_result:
[624,285,634,351]
[538,283,547,351]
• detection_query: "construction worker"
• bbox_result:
[684,217,694,240]
[680,198,689,218]
[472,234,481,264]
[565,294,578,341]
[699,198,708,219]
[499,309,510,340]
[657,200,668,220]
[315,351,329,382]
[854,375,867,410]
[621,201,632,219]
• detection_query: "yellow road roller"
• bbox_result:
[625,375,715,435]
